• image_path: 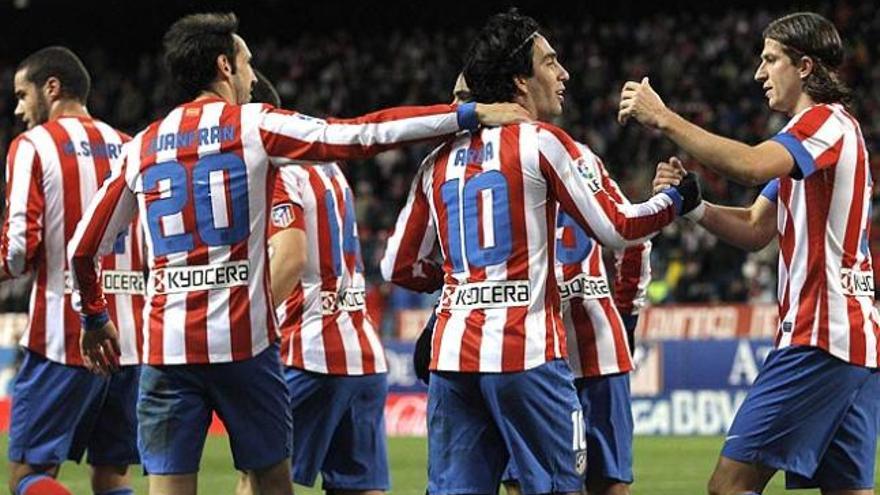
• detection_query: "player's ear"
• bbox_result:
[216,53,233,80]
[513,75,529,96]
[43,76,62,101]
[798,55,814,80]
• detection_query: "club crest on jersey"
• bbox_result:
[575,450,587,475]
[575,158,601,193]
[272,202,296,228]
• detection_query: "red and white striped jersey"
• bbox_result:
[382,123,679,373]
[269,162,387,375]
[1,116,144,366]
[69,97,477,366]
[769,103,880,367]
[557,144,650,378]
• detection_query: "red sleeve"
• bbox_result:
[0,136,44,278]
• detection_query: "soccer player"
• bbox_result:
[620,12,880,495]
[381,10,700,495]
[3,47,143,495]
[250,69,391,494]
[390,73,650,495]
[67,12,528,495]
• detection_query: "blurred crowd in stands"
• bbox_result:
[1,3,878,334]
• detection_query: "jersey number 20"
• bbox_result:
[144,153,250,256]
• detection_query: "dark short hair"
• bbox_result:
[462,9,539,104]
[163,12,239,100]
[17,46,91,103]
[252,69,281,107]
[763,12,851,105]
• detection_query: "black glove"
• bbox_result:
[413,311,437,385]
[674,172,703,219]
[621,313,638,352]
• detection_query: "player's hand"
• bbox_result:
[413,311,437,385]
[652,157,687,194]
[618,77,670,128]
[673,172,705,220]
[475,103,532,127]
[81,321,121,376]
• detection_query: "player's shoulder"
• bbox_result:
[786,103,852,136]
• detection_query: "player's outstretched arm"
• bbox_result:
[261,102,528,164]
[618,77,794,186]
[538,125,701,250]
[380,159,444,293]
[653,159,777,252]
[589,153,653,319]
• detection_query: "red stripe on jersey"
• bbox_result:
[572,299,599,376]
[431,146,455,281]
[500,127,527,371]
[792,175,831,347]
[614,245,645,314]
[788,105,833,141]
[350,310,376,374]
[430,308,451,370]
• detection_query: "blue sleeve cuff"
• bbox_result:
[760,179,780,203]
[772,132,816,180]
[81,311,110,332]
[660,187,683,215]
[456,102,479,131]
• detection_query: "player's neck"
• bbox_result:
[790,93,818,116]
[48,99,89,121]
[195,83,235,105]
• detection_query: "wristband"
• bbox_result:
[81,311,110,332]
[683,201,707,222]
[456,102,479,131]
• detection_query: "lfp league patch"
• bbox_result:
[272,202,296,228]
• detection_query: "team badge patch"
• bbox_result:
[575,158,602,193]
[575,450,587,475]
[272,202,296,228]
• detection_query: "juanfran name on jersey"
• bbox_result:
[69,99,476,365]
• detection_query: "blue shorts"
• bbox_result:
[722,346,880,490]
[286,369,389,490]
[8,349,139,467]
[504,372,633,487]
[428,359,585,495]
[137,343,291,475]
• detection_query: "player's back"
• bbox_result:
[2,116,141,365]
[125,97,278,365]
[404,122,678,373]
[423,124,564,373]
[272,162,387,375]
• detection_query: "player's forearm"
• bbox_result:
[657,111,775,186]
[698,202,774,251]
[269,229,306,307]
